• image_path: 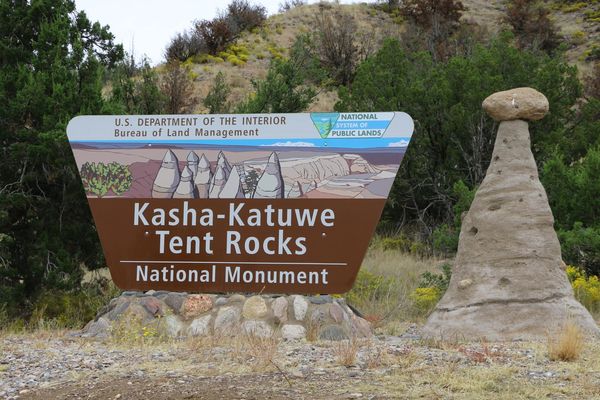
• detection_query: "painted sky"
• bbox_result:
[75,0,364,65]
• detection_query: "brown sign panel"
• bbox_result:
[67,113,414,294]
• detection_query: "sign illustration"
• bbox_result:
[67,112,414,293]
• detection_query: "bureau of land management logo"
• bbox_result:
[310,113,339,139]
[311,112,395,139]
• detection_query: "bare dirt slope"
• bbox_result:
[183,1,598,114]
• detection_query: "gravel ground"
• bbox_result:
[1,329,600,400]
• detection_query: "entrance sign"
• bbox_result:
[67,113,414,294]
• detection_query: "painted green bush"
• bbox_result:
[80,162,133,197]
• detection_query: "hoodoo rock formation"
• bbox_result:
[173,166,196,199]
[423,88,599,340]
[254,152,285,199]
[194,153,212,198]
[152,150,180,198]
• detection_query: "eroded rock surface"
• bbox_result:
[423,91,598,340]
[482,87,549,122]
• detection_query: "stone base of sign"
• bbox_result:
[80,292,372,341]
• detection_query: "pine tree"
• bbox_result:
[0,0,123,311]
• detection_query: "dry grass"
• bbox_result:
[348,245,443,332]
[547,321,584,362]
[333,337,361,367]
[241,332,281,370]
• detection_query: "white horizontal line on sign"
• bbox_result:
[120,260,347,266]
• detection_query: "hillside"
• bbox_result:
[174,0,599,114]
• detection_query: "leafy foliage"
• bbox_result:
[337,34,582,241]
[204,72,232,113]
[566,265,600,315]
[0,0,124,313]
[504,0,561,54]
[400,0,466,61]
[236,55,316,113]
[80,162,133,198]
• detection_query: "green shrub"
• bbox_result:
[80,162,132,197]
[559,223,600,276]
[566,265,600,315]
[410,263,452,314]
[346,269,394,307]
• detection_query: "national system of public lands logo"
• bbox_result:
[310,113,339,139]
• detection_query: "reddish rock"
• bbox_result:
[182,295,213,319]
[141,296,163,316]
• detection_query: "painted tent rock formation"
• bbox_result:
[423,88,599,340]
[187,151,199,179]
[151,150,180,198]
[173,167,196,199]
[253,152,285,199]
[219,166,245,199]
[149,148,393,200]
[208,151,232,198]
[194,153,212,198]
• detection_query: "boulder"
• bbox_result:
[194,153,212,198]
[242,320,273,338]
[242,296,268,319]
[152,150,180,198]
[271,297,288,323]
[293,295,308,321]
[214,306,241,334]
[188,315,212,337]
[482,87,549,122]
[253,152,285,198]
[181,294,213,319]
[422,95,599,340]
[281,324,306,340]
[173,166,196,199]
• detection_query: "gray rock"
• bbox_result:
[281,324,306,340]
[293,295,308,321]
[83,317,111,338]
[214,306,241,334]
[241,320,273,338]
[308,295,332,305]
[106,299,130,321]
[188,315,212,337]
[329,302,345,323]
[160,315,184,338]
[271,296,288,324]
[215,297,228,306]
[319,325,348,341]
[164,293,186,313]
